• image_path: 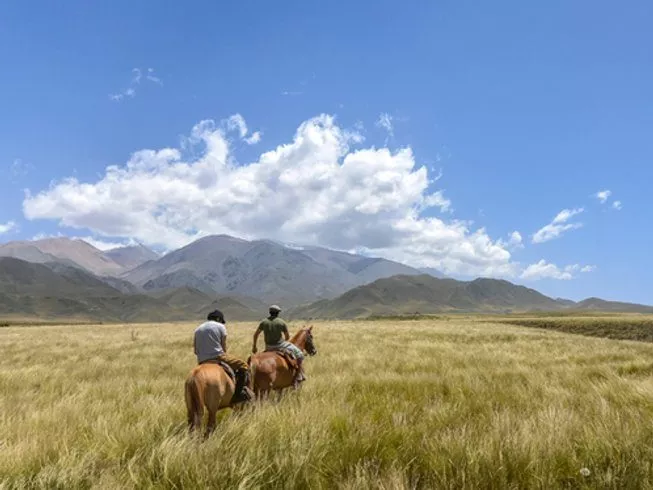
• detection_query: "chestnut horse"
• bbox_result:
[184,363,249,438]
[248,326,318,400]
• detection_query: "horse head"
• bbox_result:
[300,325,318,356]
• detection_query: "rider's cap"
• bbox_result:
[269,304,281,312]
[207,309,225,322]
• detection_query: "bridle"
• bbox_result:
[304,329,318,356]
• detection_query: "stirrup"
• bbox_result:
[233,388,254,403]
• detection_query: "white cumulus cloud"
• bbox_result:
[224,114,262,145]
[0,221,16,235]
[595,189,612,203]
[245,131,262,145]
[419,191,452,214]
[532,208,584,244]
[22,113,583,280]
[612,200,622,210]
[499,231,524,250]
[76,236,137,251]
[521,260,595,281]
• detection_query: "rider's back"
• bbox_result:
[194,320,227,363]
[258,316,287,347]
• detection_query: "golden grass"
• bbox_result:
[3,318,653,489]
[498,315,653,342]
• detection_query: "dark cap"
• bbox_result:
[207,309,225,323]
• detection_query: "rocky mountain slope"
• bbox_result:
[0,257,178,322]
[104,244,159,269]
[0,238,125,276]
[122,235,427,304]
[0,257,269,322]
[3,235,649,323]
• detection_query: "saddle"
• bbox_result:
[200,359,236,382]
[270,349,300,373]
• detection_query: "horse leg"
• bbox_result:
[260,387,272,402]
[186,399,195,432]
[275,388,284,403]
[188,410,200,434]
[204,408,217,440]
[255,372,274,402]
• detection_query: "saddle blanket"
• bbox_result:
[199,358,235,382]
[265,347,300,372]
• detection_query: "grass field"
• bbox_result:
[498,316,653,343]
[3,317,653,489]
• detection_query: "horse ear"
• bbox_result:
[309,325,313,331]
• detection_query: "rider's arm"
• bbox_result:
[283,322,290,341]
[220,324,228,353]
[252,326,262,352]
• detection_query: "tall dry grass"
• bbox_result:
[499,315,653,342]
[2,318,653,489]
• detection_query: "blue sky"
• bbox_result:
[1,1,651,303]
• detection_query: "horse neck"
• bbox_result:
[290,330,307,350]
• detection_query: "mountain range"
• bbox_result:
[0,235,651,322]
[121,234,425,304]
[0,238,126,276]
[288,274,653,319]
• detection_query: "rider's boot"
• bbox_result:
[292,358,306,388]
[233,369,254,403]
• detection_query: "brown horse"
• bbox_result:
[248,326,318,400]
[184,363,249,438]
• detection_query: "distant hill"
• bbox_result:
[141,269,218,296]
[0,238,125,276]
[94,275,143,295]
[0,234,446,307]
[0,255,269,322]
[288,274,653,319]
[147,286,270,321]
[104,244,159,270]
[299,245,425,285]
[570,297,653,314]
[0,257,122,298]
[2,235,649,322]
[43,261,142,295]
[0,257,183,322]
[148,286,214,312]
[122,235,432,304]
[200,295,269,322]
[419,267,448,279]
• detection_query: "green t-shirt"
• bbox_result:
[258,316,288,346]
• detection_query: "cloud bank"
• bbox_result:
[520,260,595,281]
[23,113,590,280]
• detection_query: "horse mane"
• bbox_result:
[290,328,306,344]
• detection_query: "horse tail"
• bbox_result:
[247,355,259,396]
[185,374,203,431]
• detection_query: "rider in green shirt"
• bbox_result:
[252,305,306,385]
